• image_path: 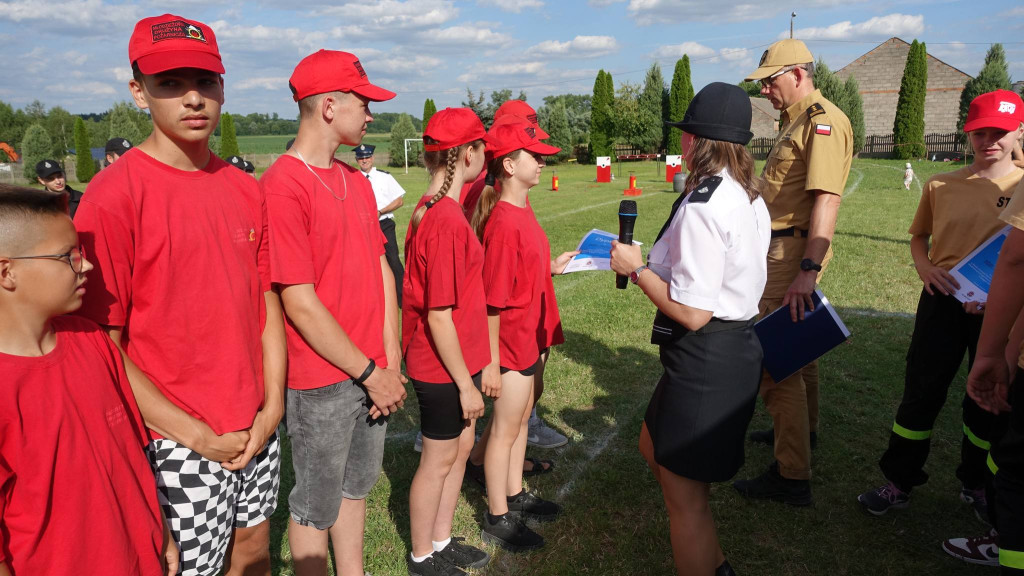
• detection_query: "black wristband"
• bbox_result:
[353,359,376,385]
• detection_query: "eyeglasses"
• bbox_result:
[7,245,87,274]
[760,65,802,89]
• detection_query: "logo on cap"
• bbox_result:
[45,162,51,168]
[122,139,130,147]
[353,60,367,79]
[759,50,768,66]
[359,145,366,150]
[525,126,536,139]
[998,101,1017,114]
[151,20,207,44]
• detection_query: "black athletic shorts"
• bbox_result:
[413,372,483,440]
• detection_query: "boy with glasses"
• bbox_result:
[73,14,286,576]
[0,185,177,576]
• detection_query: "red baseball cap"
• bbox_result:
[492,100,550,139]
[129,14,224,75]
[289,50,395,102]
[964,90,1024,132]
[485,119,561,158]
[423,108,486,151]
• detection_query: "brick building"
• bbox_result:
[750,97,779,139]
[836,37,971,137]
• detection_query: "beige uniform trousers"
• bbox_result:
[758,236,832,480]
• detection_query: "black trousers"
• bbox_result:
[380,218,404,308]
[879,290,993,490]
[993,370,1024,574]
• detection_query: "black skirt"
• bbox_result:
[645,318,763,483]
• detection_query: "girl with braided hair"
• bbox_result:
[402,108,492,576]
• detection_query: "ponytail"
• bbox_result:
[471,150,522,241]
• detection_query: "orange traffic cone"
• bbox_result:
[552,171,559,191]
[623,172,642,196]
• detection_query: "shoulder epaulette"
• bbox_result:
[687,176,722,204]
[807,103,826,118]
[377,169,390,174]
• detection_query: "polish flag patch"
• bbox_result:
[815,124,832,136]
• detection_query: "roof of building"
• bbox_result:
[836,37,972,80]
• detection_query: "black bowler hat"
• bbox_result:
[226,155,246,171]
[353,144,375,159]
[35,159,63,178]
[105,137,133,155]
[664,82,753,145]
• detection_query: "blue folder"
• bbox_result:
[755,289,851,383]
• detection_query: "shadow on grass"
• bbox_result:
[834,230,911,246]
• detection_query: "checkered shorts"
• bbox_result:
[147,433,281,576]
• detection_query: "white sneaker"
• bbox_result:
[941,528,1000,567]
[527,417,567,448]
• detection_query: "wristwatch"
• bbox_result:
[800,258,822,272]
[629,265,648,284]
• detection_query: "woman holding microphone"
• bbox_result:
[610,82,770,576]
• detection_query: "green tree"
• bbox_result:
[422,99,437,128]
[108,102,146,147]
[46,106,74,161]
[0,100,27,150]
[611,82,644,149]
[893,40,927,159]
[638,62,666,153]
[668,56,695,155]
[73,117,95,182]
[814,58,865,155]
[219,113,240,157]
[389,113,419,168]
[738,81,763,98]
[545,100,572,163]
[957,43,1013,139]
[21,123,53,180]
[590,70,615,160]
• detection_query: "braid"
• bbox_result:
[410,145,462,235]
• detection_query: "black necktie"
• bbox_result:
[654,192,688,244]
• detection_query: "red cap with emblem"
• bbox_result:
[491,100,550,139]
[423,108,486,152]
[129,14,223,75]
[289,50,396,102]
[485,118,561,158]
[964,90,1024,133]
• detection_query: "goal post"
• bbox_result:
[404,138,423,174]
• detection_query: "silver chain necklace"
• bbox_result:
[296,149,347,201]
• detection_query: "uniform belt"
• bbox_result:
[770,227,808,239]
[697,317,757,334]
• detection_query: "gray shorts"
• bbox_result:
[285,380,387,530]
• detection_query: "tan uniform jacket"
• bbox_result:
[762,89,853,231]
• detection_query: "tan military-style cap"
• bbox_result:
[744,39,813,81]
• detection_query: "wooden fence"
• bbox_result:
[747,132,965,160]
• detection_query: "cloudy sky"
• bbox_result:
[1,0,1021,118]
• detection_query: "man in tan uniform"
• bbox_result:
[732,39,852,506]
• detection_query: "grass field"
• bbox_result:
[237,133,393,158]
[254,157,995,576]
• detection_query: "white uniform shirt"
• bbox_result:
[647,169,770,321]
[362,166,406,221]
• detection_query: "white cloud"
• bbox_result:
[0,0,140,31]
[411,24,513,49]
[720,47,748,61]
[588,0,624,5]
[111,67,134,82]
[625,0,853,25]
[651,42,716,60]
[209,21,328,55]
[233,77,289,91]
[477,0,545,12]
[525,35,619,59]
[65,81,117,96]
[457,61,546,83]
[789,14,924,40]
[319,0,457,38]
[63,50,87,66]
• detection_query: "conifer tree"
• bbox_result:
[590,70,614,159]
[668,56,694,155]
[73,117,95,182]
[21,123,53,180]
[638,62,666,153]
[422,99,437,128]
[893,40,927,159]
[389,113,419,168]
[957,44,1012,138]
[219,113,241,158]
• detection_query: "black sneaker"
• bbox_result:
[732,462,813,507]
[506,490,561,522]
[480,512,544,552]
[407,553,465,576]
[465,459,486,491]
[749,428,817,450]
[435,537,490,570]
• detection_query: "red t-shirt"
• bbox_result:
[482,201,564,370]
[263,155,388,390]
[402,195,490,383]
[0,316,163,575]
[74,148,269,436]
[459,170,489,221]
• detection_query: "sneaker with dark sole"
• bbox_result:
[435,537,490,570]
[960,485,991,525]
[749,428,817,450]
[481,512,544,552]
[407,553,465,576]
[732,462,813,507]
[527,417,568,449]
[941,529,1000,567]
[857,482,910,516]
[507,490,561,522]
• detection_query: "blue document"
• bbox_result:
[562,229,617,273]
[755,289,851,383]
[949,225,1011,304]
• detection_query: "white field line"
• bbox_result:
[856,161,924,194]
[841,308,915,319]
[537,191,670,224]
[555,425,618,501]
[844,167,864,199]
